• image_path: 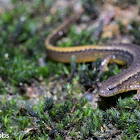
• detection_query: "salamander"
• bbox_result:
[45,9,140,100]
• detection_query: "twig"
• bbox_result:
[71,88,95,113]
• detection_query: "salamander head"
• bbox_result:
[98,78,119,97]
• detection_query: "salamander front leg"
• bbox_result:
[133,88,140,100]
[99,54,115,72]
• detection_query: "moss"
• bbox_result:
[130,20,140,44]
[0,0,139,139]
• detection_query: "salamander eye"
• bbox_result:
[107,85,115,91]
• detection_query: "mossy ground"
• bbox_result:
[0,0,140,139]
